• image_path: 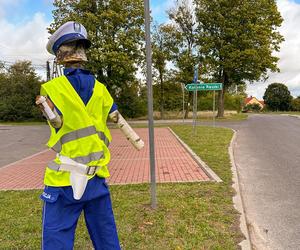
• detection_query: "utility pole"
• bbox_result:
[51,60,56,79]
[144,0,157,209]
[46,61,50,81]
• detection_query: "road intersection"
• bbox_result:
[1,114,299,249]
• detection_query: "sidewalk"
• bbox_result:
[0,128,210,190]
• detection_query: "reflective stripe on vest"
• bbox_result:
[98,131,110,147]
[48,161,62,171]
[52,126,110,152]
[73,151,104,164]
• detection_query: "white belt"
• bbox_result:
[60,161,99,176]
[56,155,100,200]
[48,155,100,176]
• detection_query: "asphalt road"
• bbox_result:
[227,114,300,250]
[0,125,49,167]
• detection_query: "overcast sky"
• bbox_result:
[0,0,300,99]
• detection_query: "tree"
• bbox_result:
[292,96,300,111]
[152,24,173,119]
[153,80,182,112]
[165,0,199,118]
[194,0,284,117]
[50,0,145,117]
[263,83,292,111]
[0,61,42,121]
[116,80,147,118]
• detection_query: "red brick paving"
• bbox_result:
[0,128,209,190]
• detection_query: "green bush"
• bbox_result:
[243,103,261,113]
[291,98,300,111]
[0,61,43,122]
[116,83,147,118]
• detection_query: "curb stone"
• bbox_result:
[229,129,252,250]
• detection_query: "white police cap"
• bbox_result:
[46,21,91,55]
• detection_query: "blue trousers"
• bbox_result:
[40,176,121,250]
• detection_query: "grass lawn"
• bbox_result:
[0,125,244,249]
[132,113,248,122]
[210,113,247,121]
[176,113,247,122]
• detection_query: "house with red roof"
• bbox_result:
[244,96,265,110]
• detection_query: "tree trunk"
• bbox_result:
[216,88,225,118]
[184,91,193,119]
[217,70,227,118]
[159,69,164,120]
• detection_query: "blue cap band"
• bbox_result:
[52,33,87,55]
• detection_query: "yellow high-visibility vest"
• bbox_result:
[40,75,113,187]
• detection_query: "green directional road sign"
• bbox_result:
[185,83,223,91]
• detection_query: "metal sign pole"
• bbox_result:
[193,90,197,134]
[183,87,185,123]
[193,65,198,134]
[181,83,185,123]
[195,88,198,126]
[144,0,156,209]
[213,90,216,127]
